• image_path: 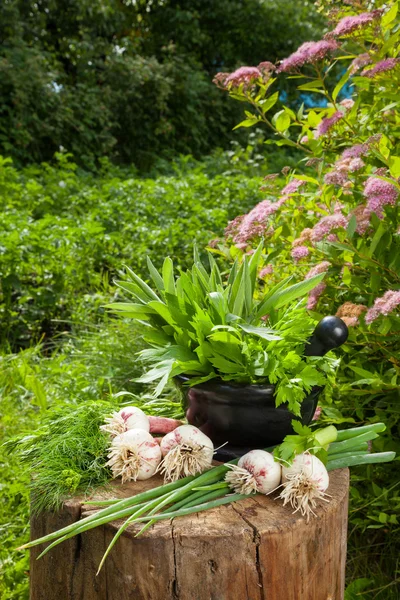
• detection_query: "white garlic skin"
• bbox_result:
[160,424,214,463]
[119,406,150,432]
[114,428,161,480]
[238,450,282,494]
[282,453,329,492]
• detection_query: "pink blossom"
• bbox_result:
[208,238,220,248]
[362,58,399,78]
[363,177,399,217]
[259,265,273,277]
[326,234,338,242]
[305,261,331,279]
[307,283,327,310]
[330,11,382,37]
[225,199,284,246]
[349,158,365,172]
[291,245,310,261]
[311,213,349,242]
[365,290,400,324]
[340,98,355,110]
[225,66,261,88]
[312,406,322,421]
[341,143,369,159]
[300,135,309,144]
[349,53,372,74]
[324,170,348,186]
[257,61,276,73]
[315,111,343,137]
[277,40,339,73]
[353,205,372,234]
[280,179,305,196]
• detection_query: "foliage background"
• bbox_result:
[0,0,399,599]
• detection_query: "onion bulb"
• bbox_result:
[106,429,161,483]
[225,450,281,495]
[100,406,150,437]
[158,425,214,482]
[279,453,330,521]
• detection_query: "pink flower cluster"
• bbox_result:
[305,261,331,280]
[291,245,310,261]
[225,198,284,247]
[363,176,399,218]
[224,66,261,88]
[330,10,382,37]
[365,290,400,324]
[341,143,369,159]
[311,213,349,242]
[316,111,343,137]
[305,261,330,309]
[280,179,305,197]
[277,40,339,73]
[362,58,399,78]
[324,154,365,187]
[340,98,355,110]
[349,53,372,74]
[259,265,274,278]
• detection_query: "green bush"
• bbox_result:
[0,153,264,349]
[0,0,324,169]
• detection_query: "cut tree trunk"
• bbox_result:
[30,468,349,600]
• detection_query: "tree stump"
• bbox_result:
[30,468,349,600]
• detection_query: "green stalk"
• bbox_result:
[22,465,232,551]
[327,452,395,471]
[335,423,386,442]
[314,425,337,447]
[327,450,367,461]
[328,431,379,455]
[119,494,249,525]
[180,487,231,509]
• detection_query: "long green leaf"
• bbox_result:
[146,257,165,293]
[124,265,161,302]
[162,257,176,295]
[238,323,282,341]
[255,273,325,318]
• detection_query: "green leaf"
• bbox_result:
[346,214,357,239]
[260,91,279,114]
[332,70,350,102]
[273,110,291,132]
[238,323,282,341]
[255,273,326,318]
[233,117,258,130]
[162,257,176,295]
[146,256,165,292]
[381,2,398,29]
[124,266,161,302]
[368,222,386,257]
[298,80,325,91]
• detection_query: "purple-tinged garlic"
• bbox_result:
[158,425,214,482]
[106,429,161,483]
[225,450,281,495]
[100,406,150,437]
[279,453,330,521]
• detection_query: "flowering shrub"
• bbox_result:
[214,2,400,587]
[213,0,399,416]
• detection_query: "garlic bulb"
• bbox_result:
[106,428,161,483]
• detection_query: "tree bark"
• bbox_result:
[30,468,349,600]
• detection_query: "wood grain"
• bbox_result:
[30,468,349,600]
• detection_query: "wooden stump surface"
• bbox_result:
[30,468,349,600]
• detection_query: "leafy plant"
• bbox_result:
[107,244,337,414]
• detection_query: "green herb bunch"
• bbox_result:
[8,401,119,513]
[107,244,337,415]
